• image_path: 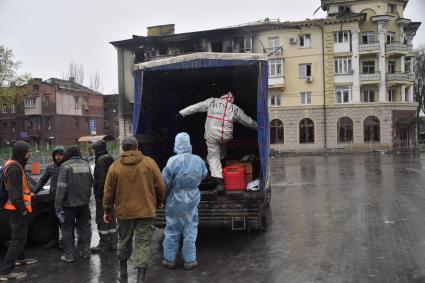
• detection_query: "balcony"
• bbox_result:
[359,42,380,54]
[360,72,381,82]
[265,47,282,57]
[386,41,413,53]
[386,72,414,82]
[268,76,285,88]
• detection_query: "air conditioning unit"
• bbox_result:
[306,76,313,83]
[289,38,297,45]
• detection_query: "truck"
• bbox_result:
[133,52,271,231]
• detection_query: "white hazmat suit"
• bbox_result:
[179,92,257,180]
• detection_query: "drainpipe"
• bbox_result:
[320,24,327,150]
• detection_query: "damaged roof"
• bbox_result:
[44,78,101,95]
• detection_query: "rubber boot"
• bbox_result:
[214,178,225,194]
[137,268,146,283]
[120,261,128,279]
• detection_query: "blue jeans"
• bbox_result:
[163,190,200,263]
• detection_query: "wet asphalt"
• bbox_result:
[3,153,425,282]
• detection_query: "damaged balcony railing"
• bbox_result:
[359,41,380,53]
[386,41,413,52]
[360,72,381,81]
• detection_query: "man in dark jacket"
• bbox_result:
[0,141,38,281]
[32,146,65,249]
[55,145,93,263]
[90,140,116,252]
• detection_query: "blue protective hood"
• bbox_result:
[174,132,192,154]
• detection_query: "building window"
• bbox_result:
[335,87,352,104]
[269,59,283,77]
[298,63,312,78]
[300,118,314,144]
[405,57,413,73]
[244,36,253,52]
[299,34,311,48]
[338,117,353,143]
[362,61,375,74]
[388,3,397,13]
[388,61,396,74]
[10,104,15,113]
[362,89,375,103]
[74,96,79,109]
[300,92,312,105]
[362,32,375,44]
[33,84,39,91]
[334,57,352,74]
[24,120,32,130]
[338,5,351,14]
[333,31,350,43]
[364,116,380,143]
[270,93,282,106]
[2,105,7,113]
[46,118,51,131]
[24,98,36,108]
[267,37,281,55]
[270,119,284,144]
[3,123,8,133]
[11,122,16,133]
[84,99,89,111]
[33,119,41,130]
[388,89,397,102]
[387,32,396,44]
[75,117,79,128]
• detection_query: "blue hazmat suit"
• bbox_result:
[162,132,208,263]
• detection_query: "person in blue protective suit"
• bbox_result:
[162,132,208,271]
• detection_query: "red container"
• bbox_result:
[223,165,247,191]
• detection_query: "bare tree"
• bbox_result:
[66,61,85,85]
[89,71,101,91]
[414,47,425,116]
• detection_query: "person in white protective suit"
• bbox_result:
[177,92,257,193]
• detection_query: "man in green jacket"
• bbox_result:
[103,137,165,283]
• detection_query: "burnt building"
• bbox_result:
[0,78,104,149]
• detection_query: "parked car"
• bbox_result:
[0,175,51,244]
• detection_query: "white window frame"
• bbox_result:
[388,89,396,102]
[33,120,41,130]
[362,32,375,44]
[362,61,375,74]
[387,32,396,44]
[333,31,350,43]
[10,104,15,113]
[334,57,352,74]
[335,87,352,104]
[388,61,396,74]
[298,63,312,78]
[300,92,312,105]
[270,94,282,106]
[267,36,281,55]
[299,34,311,48]
[388,3,397,13]
[2,105,7,113]
[269,59,283,77]
[24,98,36,108]
[362,89,375,103]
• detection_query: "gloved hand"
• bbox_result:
[175,113,183,121]
[56,208,65,224]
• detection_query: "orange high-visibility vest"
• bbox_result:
[3,160,32,213]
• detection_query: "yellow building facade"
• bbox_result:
[267,0,420,152]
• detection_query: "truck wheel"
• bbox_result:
[29,214,50,244]
[260,206,271,231]
[266,185,272,208]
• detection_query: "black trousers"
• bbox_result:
[48,200,60,243]
[62,205,91,258]
[1,211,27,274]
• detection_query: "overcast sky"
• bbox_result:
[1,0,424,94]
